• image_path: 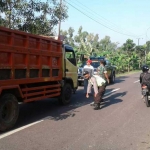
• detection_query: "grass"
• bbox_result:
[116,70,141,77]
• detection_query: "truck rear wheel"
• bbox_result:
[0,94,19,132]
[58,84,72,105]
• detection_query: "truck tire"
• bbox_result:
[110,72,115,84]
[0,94,19,132]
[58,84,72,105]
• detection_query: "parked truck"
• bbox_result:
[0,26,78,132]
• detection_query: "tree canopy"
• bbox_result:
[61,26,150,73]
[0,0,68,35]
[0,1,150,74]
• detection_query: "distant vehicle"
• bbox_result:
[78,56,116,86]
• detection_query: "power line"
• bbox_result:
[65,1,139,38]
[71,0,138,37]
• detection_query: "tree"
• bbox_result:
[122,39,136,72]
[99,36,111,51]
[136,45,145,68]
[74,26,89,63]
[0,0,23,28]
[145,41,150,65]
[0,0,68,35]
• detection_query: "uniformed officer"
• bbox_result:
[83,71,106,110]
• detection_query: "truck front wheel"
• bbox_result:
[0,94,19,132]
[58,84,72,105]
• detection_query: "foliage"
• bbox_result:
[0,0,68,35]
[60,26,150,74]
[1,1,149,74]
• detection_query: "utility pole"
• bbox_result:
[137,38,143,46]
[58,0,62,37]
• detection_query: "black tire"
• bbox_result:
[58,84,72,105]
[0,94,19,132]
[78,81,82,86]
[145,94,150,107]
[110,72,115,84]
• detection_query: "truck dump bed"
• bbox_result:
[0,26,63,102]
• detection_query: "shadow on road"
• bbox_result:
[0,88,126,133]
[3,88,93,131]
[100,91,127,109]
[114,76,128,84]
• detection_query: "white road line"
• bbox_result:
[134,80,140,83]
[0,120,43,140]
[90,88,120,105]
[0,88,121,139]
[103,88,120,96]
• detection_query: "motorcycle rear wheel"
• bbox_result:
[145,94,150,107]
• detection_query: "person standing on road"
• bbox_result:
[83,71,106,110]
[97,60,109,100]
[83,60,94,94]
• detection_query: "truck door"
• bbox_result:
[65,46,78,88]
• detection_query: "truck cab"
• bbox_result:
[0,27,78,132]
[63,44,78,91]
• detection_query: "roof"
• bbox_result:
[90,56,105,60]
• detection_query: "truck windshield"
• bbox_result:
[65,50,76,66]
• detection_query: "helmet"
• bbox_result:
[86,60,92,64]
[142,65,149,72]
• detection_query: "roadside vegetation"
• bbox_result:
[0,0,150,75]
[60,26,150,75]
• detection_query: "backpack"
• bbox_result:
[142,72,150,88]
[93,75,106,86]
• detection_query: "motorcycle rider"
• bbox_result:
[140,65,150,99]
[140,65,150,86]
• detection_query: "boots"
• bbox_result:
[94,103,100,110]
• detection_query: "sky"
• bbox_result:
[59,0,150,46]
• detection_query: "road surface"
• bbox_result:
[0,72,150,150]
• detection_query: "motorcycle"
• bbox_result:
[142,85,150,107]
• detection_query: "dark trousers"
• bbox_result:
[84,79,91,93]
[94,85,105,104]
[102,84,106,97]
[84,78,88,93]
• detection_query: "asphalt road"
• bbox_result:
[1,72,150,150]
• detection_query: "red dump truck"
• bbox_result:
[0,26,78,131]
